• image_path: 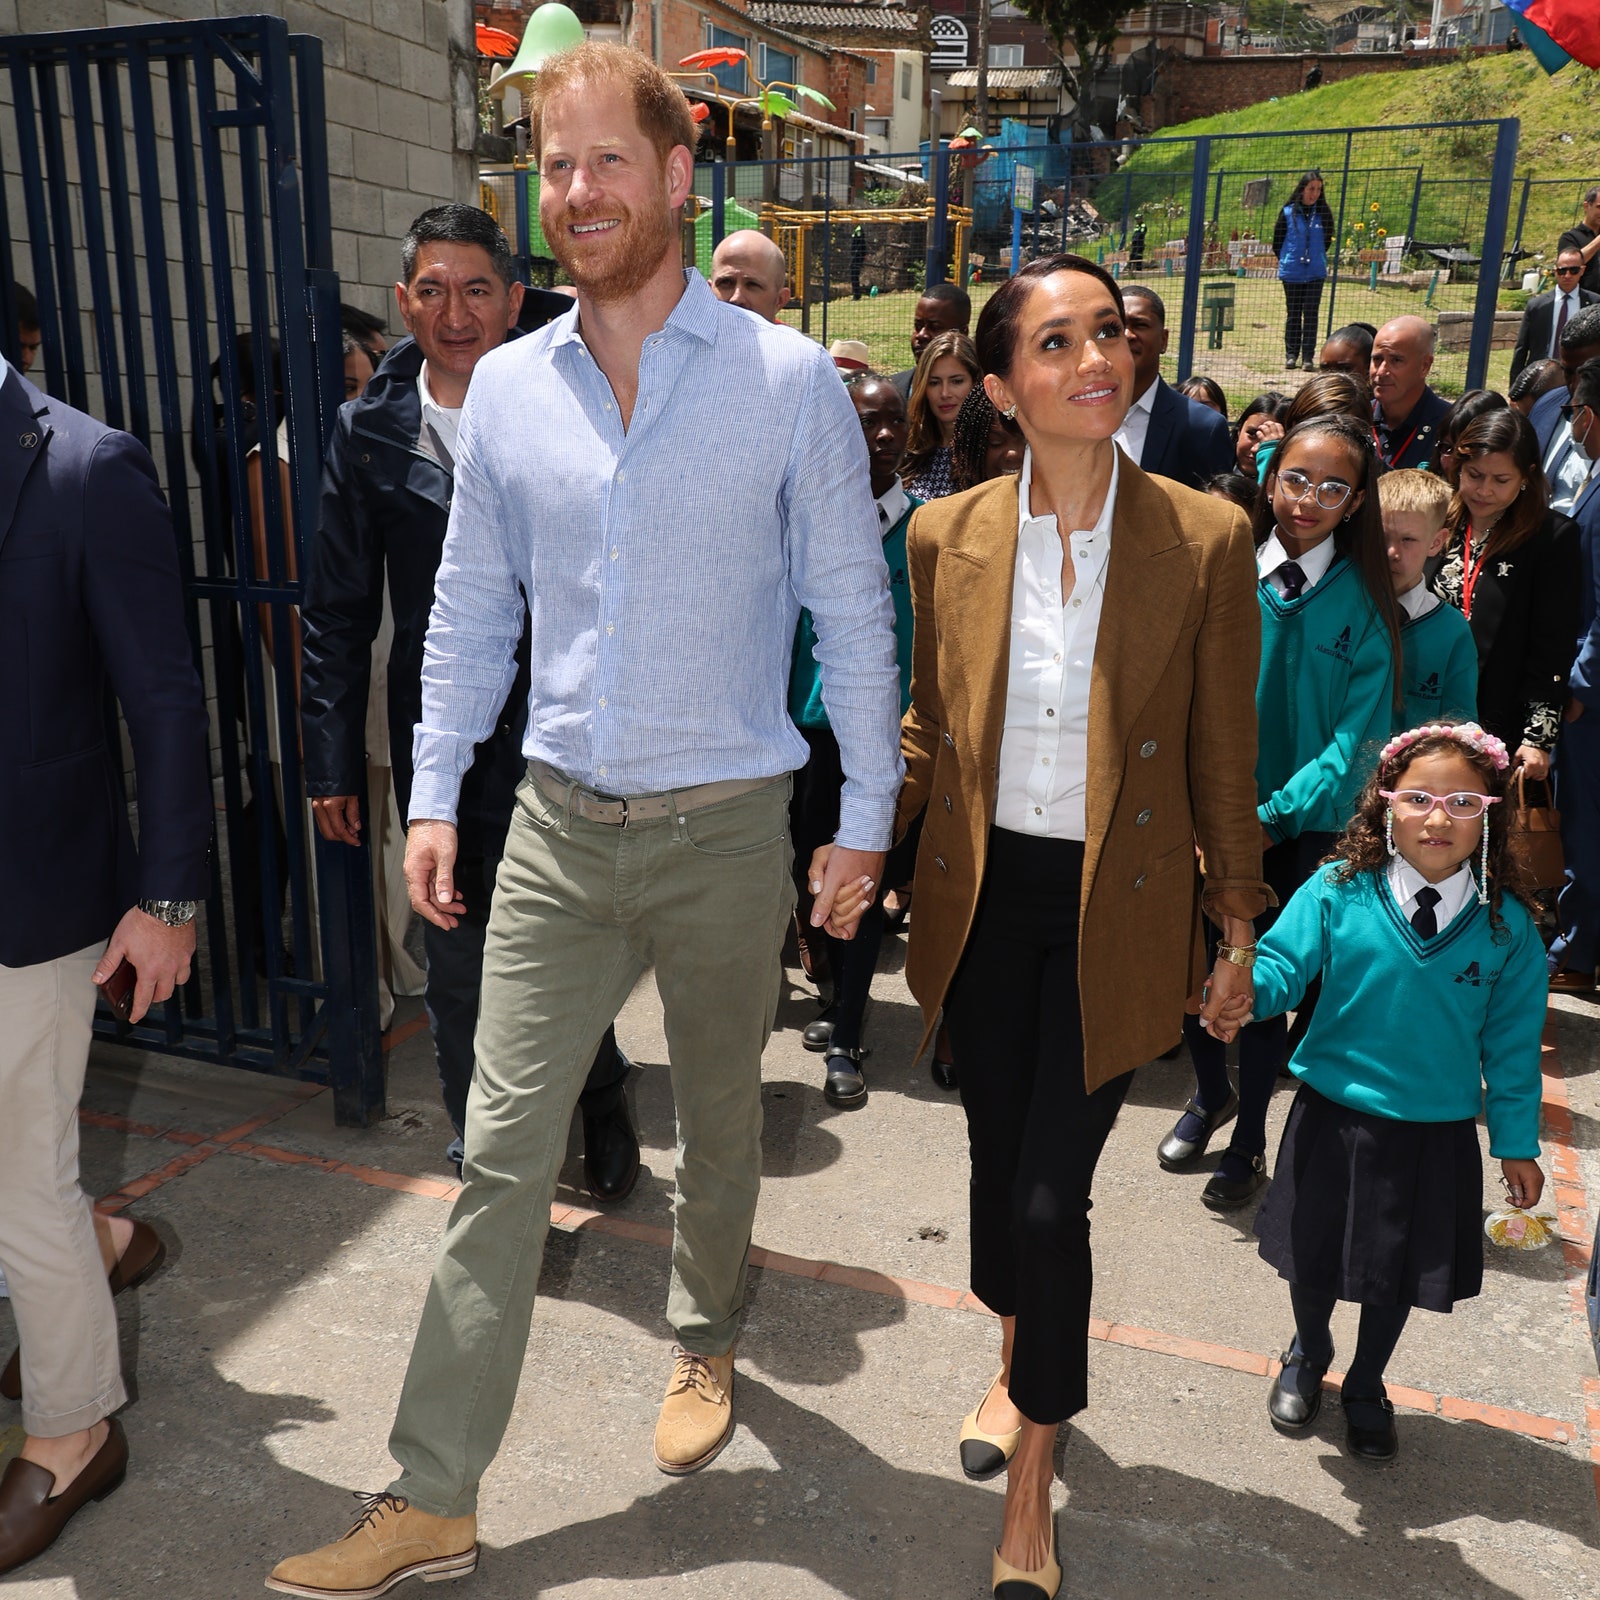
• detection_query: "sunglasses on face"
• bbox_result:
[1561,402,1592,422]
[1556,266,1584,276]
[1275,468,1354,511]
[1380,789,1501,820]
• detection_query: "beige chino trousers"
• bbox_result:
[389,769,795,1517]
[0,944,126,1436]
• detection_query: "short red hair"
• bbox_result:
[528,42,697,166]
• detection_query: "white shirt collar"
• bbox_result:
[1257,530,1338,589]
[416,360,462,465]
[1018,445,1118,541]
[1387,856,1477,930]
[875,480,910,533]
[1397,581,1440,621]
[1127,379,1158,417]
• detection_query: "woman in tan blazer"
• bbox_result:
[900,257,1271,1597]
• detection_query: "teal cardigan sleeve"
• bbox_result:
[1480,910,1548,1160]
[1249,873,1331,1022]
[1259,610,1395,840]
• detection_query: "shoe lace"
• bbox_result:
[346,1490,408,1538]
[667,1346,719,1398]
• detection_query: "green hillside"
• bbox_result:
[1114,53,1600,271]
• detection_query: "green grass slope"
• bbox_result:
[1121,53,1600,267]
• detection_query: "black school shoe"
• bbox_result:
[1343,1392,1398,1463]
[1200,1152,1267,1212]
[823,1045,868,1108]
[1267,1344,1331,1433]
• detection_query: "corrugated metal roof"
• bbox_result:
[748,3,922,34]
[944,67,1062,89]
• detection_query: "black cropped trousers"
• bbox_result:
[942,827,1132,1426]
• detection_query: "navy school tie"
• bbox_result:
[1411,885,1441,940]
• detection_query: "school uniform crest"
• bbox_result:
[1317,623,1353,663]
[1454,959,1484,986]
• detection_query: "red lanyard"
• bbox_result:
[1460,524,1491,619]
[1372,416,1423,467]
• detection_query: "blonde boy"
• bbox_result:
[1379,468,1478,728]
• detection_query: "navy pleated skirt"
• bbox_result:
[1254,1081,1484,1312]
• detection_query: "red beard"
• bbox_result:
[545,193,677,304]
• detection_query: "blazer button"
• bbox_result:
[943,794,952,812]
[943,731,955,748]
[935,855,947,871]
[1140,740,1158,759]
[1134,874,1146,889]
[1136,808,1152,826]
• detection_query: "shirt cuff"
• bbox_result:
[834,788,896,853]
[407,771,462,828]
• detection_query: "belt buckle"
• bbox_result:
[616,794,630,829]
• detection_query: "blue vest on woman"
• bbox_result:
[1277,203,1328,284]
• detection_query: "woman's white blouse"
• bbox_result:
[995,447,1118,841]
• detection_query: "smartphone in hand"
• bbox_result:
[99,957,137,1022]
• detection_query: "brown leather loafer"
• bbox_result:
[0,1417,128,1575]
[1,1219,165,1402]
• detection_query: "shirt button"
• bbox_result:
[1053,653,1062,663]
[1045,708,1055,717]
[1034,806,1042,816]
[616,470,624,482]
[604,401,613,411]
[610,548,619,560]
[598,695,608,709]
[599,765,608,777]
[1077,549,1088,560]
[1140,740,1158,758]
[1041,757,1050,765]
[1136,808,1152,826]
[1072,599,1082,609]
[606,623,615,636]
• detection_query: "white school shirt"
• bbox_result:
[1111,380,1156,467]
[994,447,1117,841]
[875,480,909,534]
[1257,530,1337,598]
[1387,856,1476,932]
[1397,581,1441,621]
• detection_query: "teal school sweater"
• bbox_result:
[790,496,918,731]
[1256,554,1396,839]
[1251,867,1546,1158]
[1400,599,1478,730]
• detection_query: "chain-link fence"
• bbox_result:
[485,116,1523,414]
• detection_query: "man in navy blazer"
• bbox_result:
[0,356,209,1570]
[1113,286,1233,489]
[1553,359,1600,989]
[1531,309,1600,520]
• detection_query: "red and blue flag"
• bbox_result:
[1500,0,1600,72]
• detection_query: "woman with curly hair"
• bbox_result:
[1208,722,1547,1465]
[901,329,980,499]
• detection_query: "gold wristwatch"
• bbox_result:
[1216,942,1258,969]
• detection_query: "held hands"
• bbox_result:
[805,843,887,940]
[405,819,466,930]
[311,795,363,846]
[93,907,196,1025]
[1500,1158,1545,1211]
[1198,955,1255,1043]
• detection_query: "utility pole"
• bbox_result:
[975,0,991,134]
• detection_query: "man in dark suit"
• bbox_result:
[1532,307,1600,516]
[1553,357,1600,991]
[298,205,637,1192]
[0,355,210,1572]
[1112,285,1233,489]
[1558,187,1600,297]
[1510,248,1598,383]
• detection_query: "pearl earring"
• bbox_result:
[1478,825,1491,904]
[1385,807,1395,858]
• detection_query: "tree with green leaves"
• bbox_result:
[1015,0,1124,101]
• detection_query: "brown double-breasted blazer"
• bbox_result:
[895,455,1274,1093]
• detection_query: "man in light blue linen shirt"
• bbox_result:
[268,40,902,1599]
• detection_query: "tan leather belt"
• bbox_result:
[530,761,781,828]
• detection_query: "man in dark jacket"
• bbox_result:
[1510,248,1599,382]
[0,356,210,1572]
[1370,315,1452,472]
[299,204,637,1192]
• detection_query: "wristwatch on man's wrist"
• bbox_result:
[138,899,199,927]
[1216,941,1258,970]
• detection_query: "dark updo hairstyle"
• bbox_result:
[1329,722,1533,933]
[973,252,1125,381]
[1178,374,1228,421]
[1253,412,1403,715]
[1445,406,1547,556]
[950,386,1023,491]
[1436,388,1508,482]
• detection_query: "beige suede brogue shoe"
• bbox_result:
[652,1345,735,1475]
[265,1492,477,1598]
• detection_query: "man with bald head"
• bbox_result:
[1370,314,1451,471]
[709,228,791,322]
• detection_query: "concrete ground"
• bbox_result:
[4,933,1600,1599]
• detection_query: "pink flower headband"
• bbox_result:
[1379,721,1510,773]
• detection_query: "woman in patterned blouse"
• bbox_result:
[1433,407,1581,777]
[901,329,979,501]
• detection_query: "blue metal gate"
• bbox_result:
[0,17,383,1124]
